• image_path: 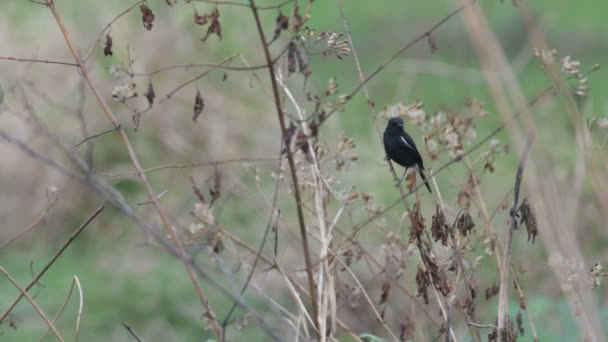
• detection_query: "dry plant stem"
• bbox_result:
[327,85,555,262]
[44,2,222,338]
[82,0,145,61]
[73,276,83,342]
[336,259,400,341]
[221,149,284,339]
[248,0,320,335]
[123,322,143,342]
[38,276,77,342]
[497,132,534,337]
[0,194,58,249]
[0,205,104,324]
[430,173,482,342]
[321,0,476,125]
[337,2,457,340]
[0,266,64,342]
[98,156,279,177]
[189,0,295,10]
[0,56,77,67]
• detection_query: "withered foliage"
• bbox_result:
[200,8,222,42]
[139,4,155,31]
[209,168,222,207]
[431,204,449,246]
[286,41,310,77]
[518,199,538,243]
[456,209,475,237]
[399,315,415,341]
[485,282,499,300]
[188,176,206,204]
[272,12,289,41]
[488,318,517,342]
[516,311,524,335]
[379,280,391,305]
[103,34,113,56]
[416,265,430,304]
[427,256,452,297]
[408,204,426,243]
[144,81,155,108]
[193,89,204,122]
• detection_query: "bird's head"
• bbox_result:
[386,117,404,132]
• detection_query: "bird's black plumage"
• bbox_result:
[383,117,432,193]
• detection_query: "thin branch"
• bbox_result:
[44,2,223,338]
[0,205,104,324]
[123,322,143,342]
[321,0,476,125]
[0,266,65,342]
[82,0,146,61]
[0,129,85,182]
[497,131,534,337]
[188,0,295,10]
[467,322,496,329]
[98,156,279,177]
[221,144,284,338]
[0,56,78,67]
[73,276,83,342]
[74,126,119,148]
[248,0,320,336]
[0,193,59,249]
[38,277,75,342]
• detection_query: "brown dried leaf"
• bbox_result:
[399,315,415,341]
[408,204,425,243]
[456,209,475,237]
[295,46,311,77]
[209,168,222,207]
[273,12,289,41]
[103,34,113,56]
[287,41,297,75]
[140,4,155,31]
[518,199,538,243]
[144,81,155,108]
[485,282,499,300]
[380,281,391,305]
[415,266,429,304]
[194,9,208,25]
[431,204,449,246]
[193,89,204,122]
[201,8,221,41]
[516,311,524,335]
[290,3,303,33]
[188,176,206,204]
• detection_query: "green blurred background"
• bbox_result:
[0,0,607,341]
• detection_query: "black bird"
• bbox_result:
[383,117,432,193]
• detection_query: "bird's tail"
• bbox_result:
[417,166,433,193]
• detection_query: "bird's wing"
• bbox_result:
[400,132,424,166]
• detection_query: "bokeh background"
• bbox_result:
[1,0,607,341]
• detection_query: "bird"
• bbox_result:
[383,117,432,193]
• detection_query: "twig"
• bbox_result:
[321,0,476,126]
[37,276,75,342]
[123,322,143,342]
[0,205,104,324]
[497,131,534,339]
[74,276,83,342]
[82,0,146,61]
[0,266,64,342]
[221,144,284,339]
[248,0,320,336]
[98,156,279,177]
[0,193,59,249]
[74,126,119,148]
[45,2,223,338]
[467,322,496,329]
[188,0,295,10]
[0,56,78,67]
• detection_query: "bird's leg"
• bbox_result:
[394,168,408,187]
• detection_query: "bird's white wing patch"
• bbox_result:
[400,136,413,150]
